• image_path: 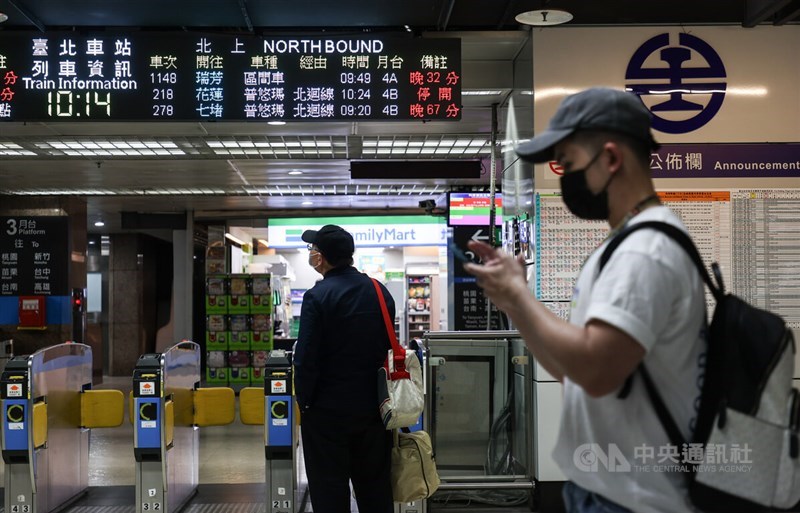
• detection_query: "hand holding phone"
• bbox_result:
[449,242,479,265]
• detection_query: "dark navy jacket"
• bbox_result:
[294,266,395,414]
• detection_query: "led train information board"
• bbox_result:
[0,33,461,121]
[448,192,503,226]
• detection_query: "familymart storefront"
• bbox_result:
[266,215,449,343]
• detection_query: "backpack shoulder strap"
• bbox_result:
[599,220,721,300]
[639,365,688,449]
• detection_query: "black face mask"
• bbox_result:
[559,149,613,220]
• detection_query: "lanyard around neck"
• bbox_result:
[607,194,661,239]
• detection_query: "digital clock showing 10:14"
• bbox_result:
[47,91,111,117]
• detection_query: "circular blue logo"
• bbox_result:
[625,33,727,134]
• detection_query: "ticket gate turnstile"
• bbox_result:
[240,349,307,513]
[1,342,124,513]
[132,341,235,513]
[264,349,298,513]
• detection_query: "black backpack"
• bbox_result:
[600,220,799,512]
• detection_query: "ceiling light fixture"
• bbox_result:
[462,90,504,96]
[288,170,303,175]
[94,221,105,227]
[515,9,573,26]
[301,200,314,206]
[0,13,8,23]
[268,121,286,126]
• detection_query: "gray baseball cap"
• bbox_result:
[515,87,659,163]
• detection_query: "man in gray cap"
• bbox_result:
[294,224,395,513]
[465,88,705,513]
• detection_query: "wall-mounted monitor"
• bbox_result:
[447,192,502,226]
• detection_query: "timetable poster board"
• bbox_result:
[534,190,800,330]
[731,190,800,330]
[0,33,461,122]
[0,216,69,296]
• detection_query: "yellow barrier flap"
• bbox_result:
[165,399,174,447]
[81,389,125,428]
[32,401,47,448]
[239,387,265,425]
[128,390,133,425]
[193,387,235,427]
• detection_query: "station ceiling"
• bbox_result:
[0,0,796,234]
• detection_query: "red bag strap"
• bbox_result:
[371,278,407,373]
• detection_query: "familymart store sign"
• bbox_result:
[268,216,447,248]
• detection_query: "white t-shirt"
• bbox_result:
[553,206,706,513]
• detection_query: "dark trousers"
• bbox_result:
[300,407,393,513]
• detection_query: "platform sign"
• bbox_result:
[0,33,461,121]
[0,216,69,296]
[451,225,502,331]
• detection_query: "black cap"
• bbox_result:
[301,224,355,263]
[516,87,660,163]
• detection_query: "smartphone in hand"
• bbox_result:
[449,242,480,265]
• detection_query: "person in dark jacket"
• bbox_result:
[294,224,395,513]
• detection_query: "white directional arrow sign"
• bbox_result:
[471,229,490,242]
